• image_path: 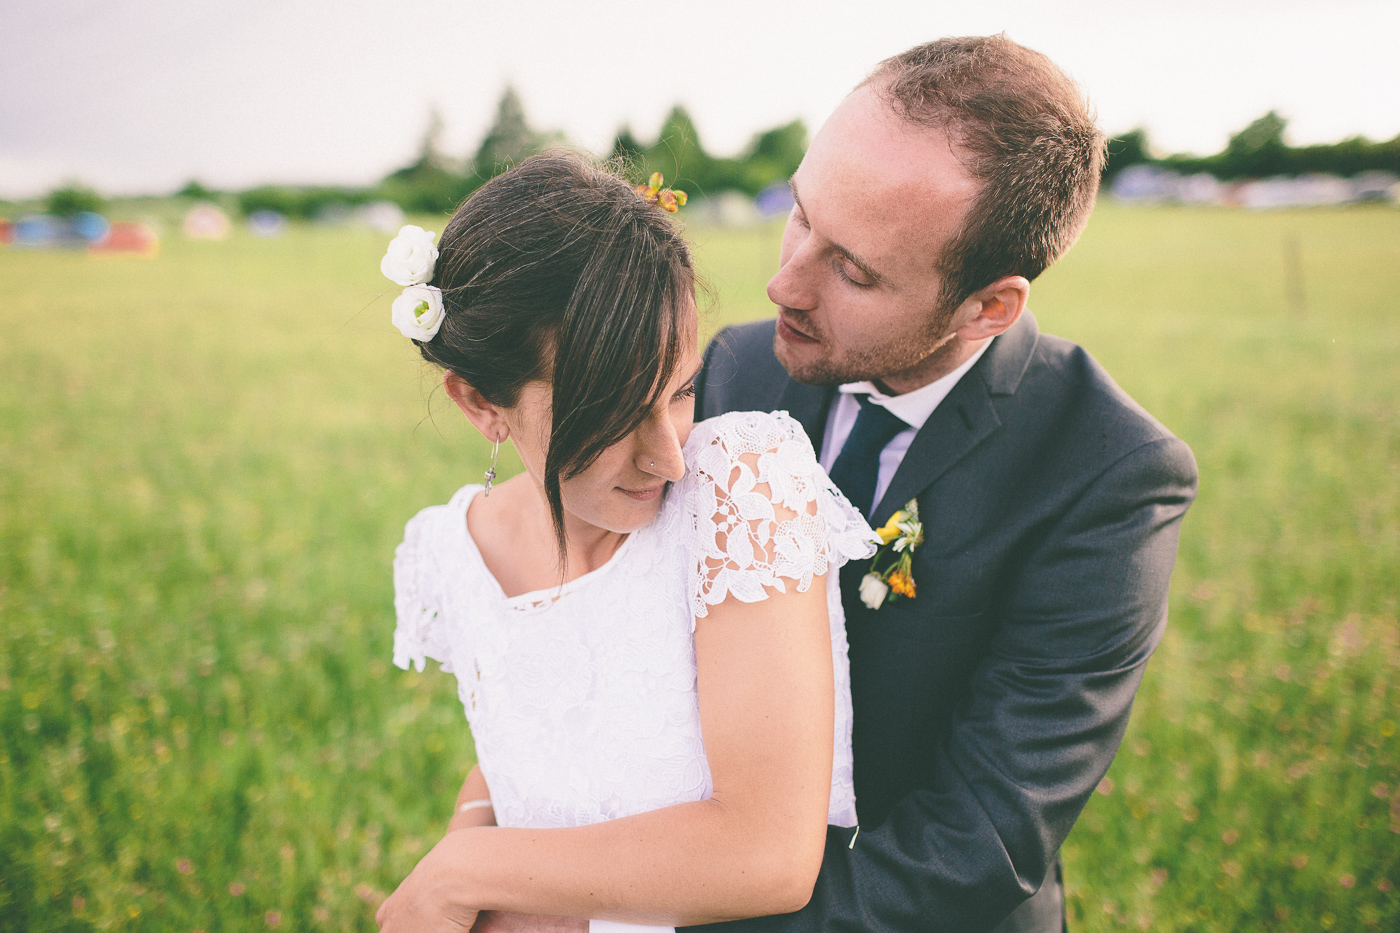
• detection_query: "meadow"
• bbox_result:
[1,202,1397,932]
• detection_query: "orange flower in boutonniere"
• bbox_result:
[859,499,924,610]
[636,172,688,213]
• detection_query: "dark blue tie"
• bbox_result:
[828,395,908,517]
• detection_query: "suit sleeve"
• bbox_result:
[684,434,1198,933]
[695,325,734,421]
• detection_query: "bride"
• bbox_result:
[378,153,877,933]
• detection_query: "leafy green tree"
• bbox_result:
[624,109,811,199]
[736,119,807,194]
[1219,110,1290,177]
[397,108,453,176]
[1229,110,1288,154]
[175,179,216,200]
[376,170,476,215]
[1284,133,1400,177]
[1102,129,1152,183]
[473,87,563,178]
[45,183,103,217]
[1137,112,1400,181]
[644,106,729,194]
[609,126,646,168]
[236,186,371,219]
[379,108,477,214]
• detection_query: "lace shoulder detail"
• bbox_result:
[392,488,474,673]
[680,411,879,623]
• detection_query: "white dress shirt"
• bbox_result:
[819,339,993,509]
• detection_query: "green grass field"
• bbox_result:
[2,203,1397,931]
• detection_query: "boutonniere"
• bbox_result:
[859,499,924,610]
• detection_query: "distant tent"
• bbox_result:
[14,215,86,248]
[247,210,287,238]
[359,201,405,234]
[754,181,795,218]
[91,222,159,257]
[72,211,110,243]
[184,203,231,240]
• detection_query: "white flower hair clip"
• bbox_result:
[382,225,445,341]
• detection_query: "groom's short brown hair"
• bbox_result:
[866,35,1105,317]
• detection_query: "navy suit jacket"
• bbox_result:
[685,312,1197,932]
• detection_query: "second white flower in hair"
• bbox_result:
[392,285,446,341]
[381,224,439,286]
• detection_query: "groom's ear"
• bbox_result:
[953,275,1029,342]
[444,372,510,444]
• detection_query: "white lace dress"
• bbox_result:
[392,411,878,933]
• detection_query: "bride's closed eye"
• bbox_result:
[674,384,697,402]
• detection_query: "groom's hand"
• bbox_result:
[472,911,588,933]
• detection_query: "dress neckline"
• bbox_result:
[452,484,644,613]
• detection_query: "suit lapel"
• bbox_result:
[870,377,1000,527]
[867,311,1040,527]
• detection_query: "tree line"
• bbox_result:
[223,104,1400,219]
[33,97,1398,221]
[1102,111,1400,184]
[235,87,807,219]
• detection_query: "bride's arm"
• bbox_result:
[445,766,496,834]
[449,768,589,933]
[377,576,835,930]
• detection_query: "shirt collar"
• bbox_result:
[837,338,993,431]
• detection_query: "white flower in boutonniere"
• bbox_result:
[859,572,891,611]
[380,225,439,286]
[859,498,924,609]
[391,284,446,341]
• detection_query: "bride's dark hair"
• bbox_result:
[414,152,694,553]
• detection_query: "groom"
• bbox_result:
[686,35,1197,932]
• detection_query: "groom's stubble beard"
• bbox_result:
[775,297,960,389]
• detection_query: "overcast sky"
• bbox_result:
[2,0,1396,199]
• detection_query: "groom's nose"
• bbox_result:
[767,227,816,313]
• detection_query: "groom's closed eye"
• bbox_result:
[834,255,874,288]
[791,183,883,287]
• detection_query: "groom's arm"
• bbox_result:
[684,433,1198,933]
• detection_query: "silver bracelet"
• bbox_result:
[457,798,493,814]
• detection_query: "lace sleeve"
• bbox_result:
[682,410,880,624]
[392,505,455,673]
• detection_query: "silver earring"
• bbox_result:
[484,436,500,497]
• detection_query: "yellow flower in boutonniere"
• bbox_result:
[875,511,906,545]
[860,499,924,609]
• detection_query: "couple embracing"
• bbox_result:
[377,35,1197,933]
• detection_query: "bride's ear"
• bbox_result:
[444,372,510,444]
